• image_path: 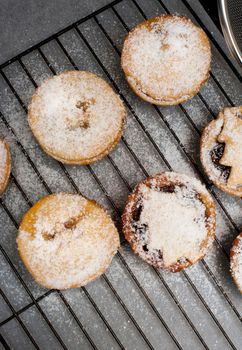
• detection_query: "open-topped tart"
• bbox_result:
[200,106,242,196]
[122,172,216,272]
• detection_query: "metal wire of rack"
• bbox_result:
[0,0,242,349]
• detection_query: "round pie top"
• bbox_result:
[230,233,242,293]
[17,193,120,289]
[28,71,126,164]
[0,139,11,195]
[121,15,211,105]
[200,106,242,197]
[122,172,216,272]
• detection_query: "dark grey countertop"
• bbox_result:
[0,0,222,66]
[0,0,113,65]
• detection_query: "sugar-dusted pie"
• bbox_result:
[200,106,242,196]
[121,15,211,105]
[17,193,120,289]
[28,71,126,164]
[122,172,216,272]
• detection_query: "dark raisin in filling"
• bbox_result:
[210,142,224,163]
[132,222,148,242]
[131,201,149,250]
[131,200,148,241]
[132,202,143,222]
[158,250,163,259]
[159,184,175,193]
[142,244,149,252]
[210,143,230,180]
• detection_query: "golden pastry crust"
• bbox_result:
[28,71,126,164]
[0,139,11,195]
[121,15,211,105]
[230,233,242,293]
[122,172,216,272]
[17,193,120,289]
[200,106,242,197]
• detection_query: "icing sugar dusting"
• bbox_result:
[124,173,215,269]
[139,184,207,267]
[17,194,120,289]
[28,71,125,162]
[201,107,242,190]
[122,15,211,102]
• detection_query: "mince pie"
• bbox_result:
[201,106,242,196]
[122,172,216,272]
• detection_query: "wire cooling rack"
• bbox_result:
[0,0,242,349]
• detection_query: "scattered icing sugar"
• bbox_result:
[122,15,211,103]
[231,235,242,292]
[28,71,125,162]
[124,173,215,269]
[138,183,207,267]
[17,194,120,289]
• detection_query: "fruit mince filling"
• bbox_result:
[210,142,230,181]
